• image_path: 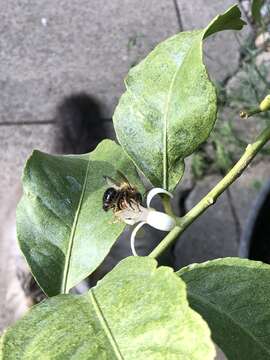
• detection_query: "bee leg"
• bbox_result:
[109,207,119,224]
[126,194,135,210]
[112,216,120,224]
[136,202,141,211]
[109,218,120,224]
[109,213,120,225]
[118,199,125,211]
[113,209,124,224]
[115,194,123,211]
[120,191,128,209]
[132,194,141,211]
[129,201,135,210]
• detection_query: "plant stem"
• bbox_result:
[149,126,270,259]
[240,108,261,119]
[161,194,175,217]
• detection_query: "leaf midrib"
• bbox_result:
[162,34,201,190]
[89,290,124,360]
[189,290,270,356]
[61,155,91,294]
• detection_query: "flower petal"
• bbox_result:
[146,210,176,231]
[146,187,174,208]
[130,221,146,256]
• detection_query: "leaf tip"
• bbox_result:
[204,4,247,39]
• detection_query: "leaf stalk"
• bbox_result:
[161,194,175,217]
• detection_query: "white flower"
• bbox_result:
[115,188,176,256]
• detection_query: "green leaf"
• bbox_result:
[0,257,215,359]
[17,139,144,296]
[251,0,265,25]
[204,4,246,38]
[113,5,245,191]
[178,257,270,360]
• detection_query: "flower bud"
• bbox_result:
[259,95,270,112]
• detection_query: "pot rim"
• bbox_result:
[239,178,270,258]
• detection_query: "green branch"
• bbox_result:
[149,125,270,259]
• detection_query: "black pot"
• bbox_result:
[239,179,270,263]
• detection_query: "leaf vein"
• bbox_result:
[162,35,200,189]
[61,155,91,293]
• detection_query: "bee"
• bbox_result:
[102,170,143,213]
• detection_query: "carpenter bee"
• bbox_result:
[102,170,142,213]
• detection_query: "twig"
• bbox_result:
[149,125,270,258]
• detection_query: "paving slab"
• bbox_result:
[0,0,178,123]
[0,123,56,331]
[0,124,56,201]
[173,174,238,269]
[176,0,249,82]
[0,187,28,333]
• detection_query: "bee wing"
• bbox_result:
[103,175,121,189]
[116,170,132,187]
